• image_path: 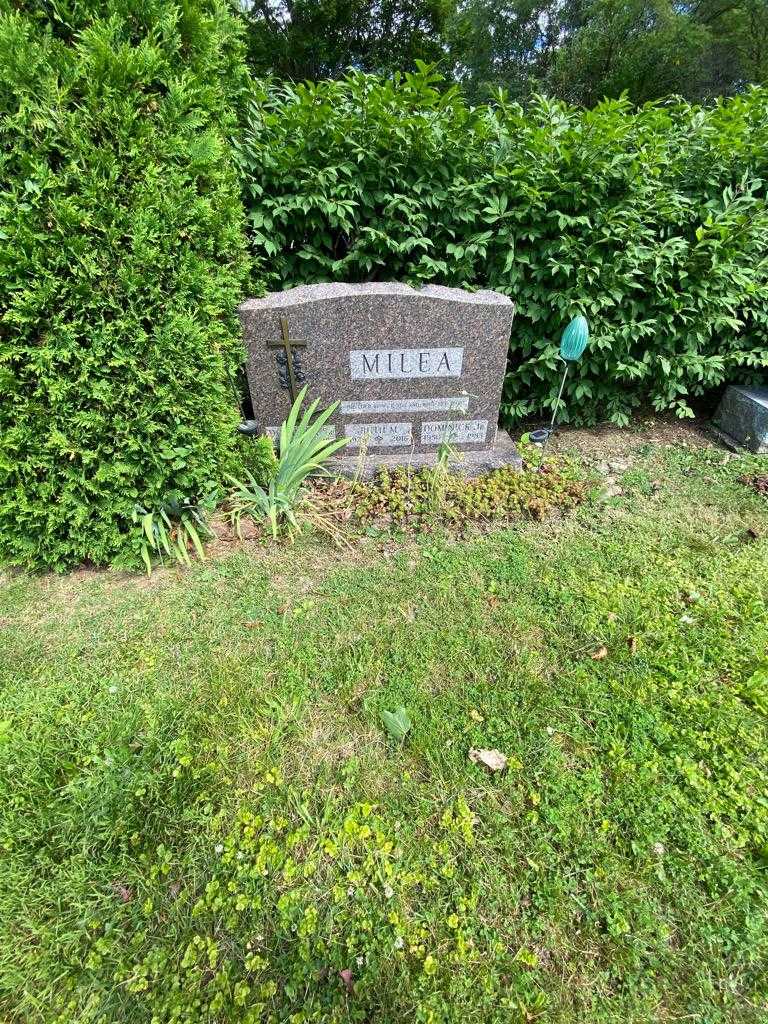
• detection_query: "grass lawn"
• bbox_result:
[1,436,767,1023]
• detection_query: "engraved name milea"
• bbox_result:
[350,347,463,380]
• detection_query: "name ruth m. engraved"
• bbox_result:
[350,347,463,380]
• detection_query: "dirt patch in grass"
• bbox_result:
[0,564,176,637]
[240,694,395,798]
[548,414,716,461]
[292,711,388,784]
[740,474,768,497]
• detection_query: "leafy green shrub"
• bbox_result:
[239,69,768,426]
[235,434,278,488]
[0,1,251,570]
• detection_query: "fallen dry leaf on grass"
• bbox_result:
[243,620,263,629]
[627,635,638,654]
[590,645,608,660]
[111,882,132,903]
[339,968,354,994]
[469,747,507,772]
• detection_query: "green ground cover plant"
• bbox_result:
[0,0,250,572]
[350,456,587,528]
[1,443,767,1022]
[239,69,768,427]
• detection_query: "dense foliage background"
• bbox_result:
[0,0,250,570]
[244,0,453,81]
[241,0,768,105]
[2,3,767,571]
[238,69,768,426]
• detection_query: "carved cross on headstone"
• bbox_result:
[266,316,307,404]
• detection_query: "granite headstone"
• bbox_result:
[238,282,518,474]
[712,385,768,454]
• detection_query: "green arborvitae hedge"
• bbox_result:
[238,68,768,426]
[0,1,250,570]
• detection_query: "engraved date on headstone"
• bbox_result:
[421,419,489,445]
[344,422,413,448]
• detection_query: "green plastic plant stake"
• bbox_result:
[538,316,590,464]
[559,315,589,362]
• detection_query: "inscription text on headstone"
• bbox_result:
[340,396,469,415]
[266,424,337,443]
[344,422,413,448]
[350,347,463,381]
[421,419,489,445]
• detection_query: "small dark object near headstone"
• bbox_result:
[529,429,550,444]
[237,420,260,436]
[711,386,768,453]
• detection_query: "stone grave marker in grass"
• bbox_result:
[238,282,519,477]
[712,385,768,454]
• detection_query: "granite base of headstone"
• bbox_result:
[711,385,768,454]
[325,428,521,480]
[238,282,521,477]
